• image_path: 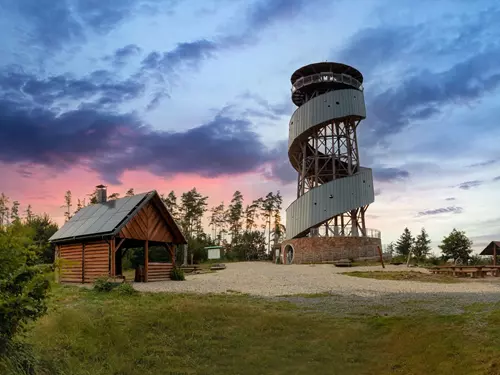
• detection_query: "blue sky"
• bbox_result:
[1,0,500,252]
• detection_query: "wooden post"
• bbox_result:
[144,240,149,282]
[378,246,385,269]
[82,243,85,284]
[171,244,176,264]
[54,245,60,283]
[494,243,497,266]
[183,244,188,266]
[406,248,412,267]
[110,238,116,277]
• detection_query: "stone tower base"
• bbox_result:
[277,236,382,264]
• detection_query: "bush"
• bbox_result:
[114,282,138,296]
[425,255,444,266]
[0,341,39,375]
[92,277,117,292]
[170,267,185,281]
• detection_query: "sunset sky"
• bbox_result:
[1,0,500,253]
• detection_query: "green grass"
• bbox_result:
[15,283,500,374]
[343,270,461,283]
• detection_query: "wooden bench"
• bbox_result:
[334,261,352,267]
[180,265,202,273]
[210,264,226,271]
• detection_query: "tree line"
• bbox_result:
[2,186,287,263]
[387,227,478,265]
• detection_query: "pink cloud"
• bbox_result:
[0,163,289,228]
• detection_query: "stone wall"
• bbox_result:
[279,236,381,264]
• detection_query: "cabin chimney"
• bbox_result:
[95,184,107,203]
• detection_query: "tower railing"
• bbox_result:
[292,72,363,93]
[309,226,380,239]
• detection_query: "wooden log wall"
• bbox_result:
[59,243,83,283]
[84,241,110,283]
[58,240,109,283]
[147,262,173,281]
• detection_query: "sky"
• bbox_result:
[1,0,500,253]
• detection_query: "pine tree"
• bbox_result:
[10,201,20,223]
[395,227,414,256]
[25,204,34,223]
[227,191,244,243]
[62,191,72,222]
[161,191,179,221]
[209,202,226,244]
[244,199,260,232]
[260,193,275,254]
[386,242,395,256]
[0,193,10,229]
[75,199,83,214]
[272,210,286,245]
[108,192,120,200]
[413,228,431,262]
[179,188,208,238]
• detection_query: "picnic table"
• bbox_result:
[428,265,500,278]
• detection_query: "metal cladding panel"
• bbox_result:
[285,168,374,239]
[288,89,366,148]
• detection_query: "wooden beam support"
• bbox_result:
[144,239,149,282]
[494,243,497,266]
[115,238,126,253]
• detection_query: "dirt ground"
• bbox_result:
[133,262,500,298]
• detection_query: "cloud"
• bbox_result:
[245,0,311,30]
[457,180,483,190]
[262,140,296,184]
[417,206,464,216]
[337,7,500,150]
[138,0,328,91]
[0,68,144,109]
[104,44,142,67]
[238,92,293,120]
[468,159,498,168]
[373,167,410,182]
[0,89,282,184]
[338,25,418,76]
[4,0,178,54]
[493,176,500,182]
[339,6,500,81]
[141,40,219,74]
[365,49,500,145]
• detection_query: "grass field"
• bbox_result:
[344,270,461,283]
[13,282,500,375]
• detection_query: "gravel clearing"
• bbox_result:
[133,262,500,298]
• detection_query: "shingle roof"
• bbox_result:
[49,191,185,243]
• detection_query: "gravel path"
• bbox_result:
[133,262,500,297]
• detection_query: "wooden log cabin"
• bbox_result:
[49,185,187,283]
